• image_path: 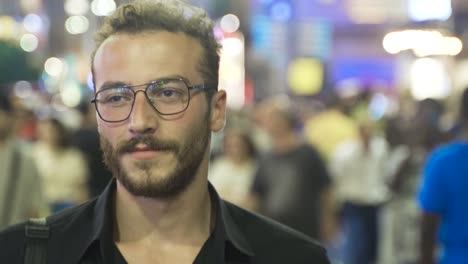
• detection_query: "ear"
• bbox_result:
[210,90,227,132]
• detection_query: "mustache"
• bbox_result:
[115,136,179,155]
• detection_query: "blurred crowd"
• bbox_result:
[207,86,463,264]
[0,89,112,225]
[1,81,467,263]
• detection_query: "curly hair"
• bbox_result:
[91,0,221,99]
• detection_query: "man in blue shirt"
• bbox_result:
[419,88,468,264]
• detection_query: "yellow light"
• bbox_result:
[444,37,463,56]
[288,58,323,96]
[0,16,18,39]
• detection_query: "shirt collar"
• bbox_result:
[209,183,254,257]
[81,179,254,261]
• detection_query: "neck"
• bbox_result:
[113,172,213,246]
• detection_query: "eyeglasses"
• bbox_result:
[91,78,208,123]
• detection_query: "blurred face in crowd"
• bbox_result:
[262,105,293,138]
[93,32,226,198]
[223,130,250,162]
[37,118,70,150]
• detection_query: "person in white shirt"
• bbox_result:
[330,119,390,264]
[209,128,257,209]
[33,117,89,212]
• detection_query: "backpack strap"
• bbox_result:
[24,218,49,264]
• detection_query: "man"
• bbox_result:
[418,87,468,264]
[0,1,330,263]
[0,93,45,229]
[252,97,335,244]
[330,118,391,264]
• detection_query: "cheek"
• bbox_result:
[97,122,125,145]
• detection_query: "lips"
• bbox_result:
[116,136,179,160]
[127,143,163,160]
[128,150,161,160]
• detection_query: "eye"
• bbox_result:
[151,87,185,100]
[161,89,177,97]
[107,94,127,103]
[99,88,133,105]
[147,79,187,103]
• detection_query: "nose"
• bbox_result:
[128,91,158,135]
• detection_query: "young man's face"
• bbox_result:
[92,31,226,198]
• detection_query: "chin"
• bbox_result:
[118,162,197,199]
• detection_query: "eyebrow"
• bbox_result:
[98,81,129,91]
[97,75,192,91]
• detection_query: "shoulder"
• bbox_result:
[428,142,466,161]
[0,222,26,263]
[424,143,467,172]
[225,202,329,263]
[0,199,97,262]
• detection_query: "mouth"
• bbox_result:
[126,143,168,160]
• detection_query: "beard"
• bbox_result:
[100,115,211,199]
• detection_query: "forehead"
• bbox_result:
[92,31,204,90]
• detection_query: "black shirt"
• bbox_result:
[253,144,331,239]
[0,179,330,264]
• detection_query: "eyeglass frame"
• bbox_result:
[91,77,209,123]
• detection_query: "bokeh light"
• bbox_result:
[409,0,451,21]
[64,0,90,16]
[410,58,450,100]
[383,30,462,57]
[44,57,65,77]
[0,16,19,39]
[14,81,33,99]
[91,0,116,16]
[288,58,323,96]
[61,82,82,108]
[23,14,43,33]
[65,16,89,35]
[20,33,39,52]
[220,14,240,33]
